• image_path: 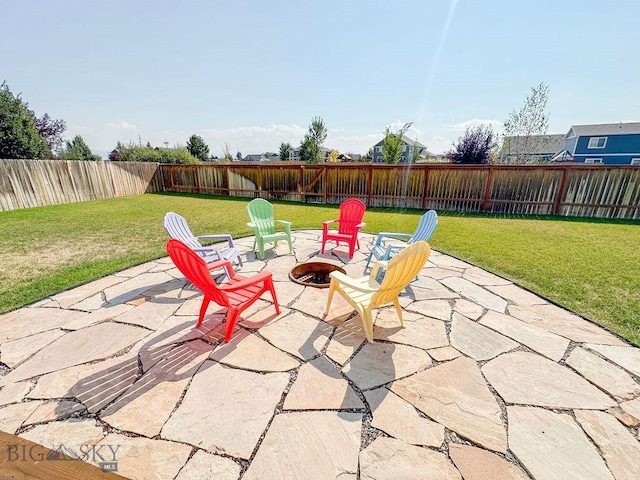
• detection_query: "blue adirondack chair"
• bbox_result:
[365,210,438,271]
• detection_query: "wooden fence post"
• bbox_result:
[323,166,328,204]
[554,166,569,215]
[367,164,374,206]
[422,166,430,209]
[482,166,494,211]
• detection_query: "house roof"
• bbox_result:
[569,122,640,137]
[503,134,565,155]
[373,135,427,149]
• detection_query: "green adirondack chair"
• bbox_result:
[246,198,293,259]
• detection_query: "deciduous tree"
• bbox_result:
[381,122,412,164]
[0,82,50,159]
[300,116,327,163]
[279,142,291,161]
[448,125,496,164]
[502,83,550,163]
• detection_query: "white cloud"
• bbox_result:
[105,121,138,130]
[427,136,451,154]
[449,118,503,132]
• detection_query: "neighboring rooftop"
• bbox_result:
[569,122,640,136]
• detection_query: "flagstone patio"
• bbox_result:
[0,230,639,480]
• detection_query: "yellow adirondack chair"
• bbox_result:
[324,241,431,342]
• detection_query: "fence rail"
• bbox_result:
[0,159,162,211]
[160,163,640,219]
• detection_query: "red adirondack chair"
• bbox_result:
[321,198,366,258]
[166,239,280,343]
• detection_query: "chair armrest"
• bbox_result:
[355,222,366,229]
[196,234,234,248]
[246,222,257,229]
[206,259,236,277]
[191,245,222,254]
[275,220,292,233]
[220,270,273,291]
[375,232,411,244]
[323,219,337,225]
[329,271,378,293]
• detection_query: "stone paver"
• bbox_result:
[450,313,518,361]
[343,341,432,390]
[373,309,448,350]
[479,310,569,361]
[392,356,507,453]
[0,329,66,367]
[3,230,638,480]
[585,343,640,377]
[283,357,364,410]
[101,340,213,437]
[259,312,333,360]
[508,406,614,480]
[575,409,640,480]
[405,299,452,320]
[244,411,361,480]
[1,322,150,384]
[161,361,288,459]
[448,443,529,480]
[359,437,461,480]
[365,387,444,447]
[20,418,106,453]
[566,347,640,401]
[97,433,191,480]
[441,277,508,312]
[483,351,616,409]
[174,450,241,480]
[487,284,547,305]
[509,304,627,345]
[210,330,300,372]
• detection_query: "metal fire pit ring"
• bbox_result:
[289,261,346,288]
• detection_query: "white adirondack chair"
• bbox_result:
[163,212,242,279]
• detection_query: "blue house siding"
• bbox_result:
[571,134,640,165]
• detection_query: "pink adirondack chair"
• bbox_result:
[321,198,366,258]
[166,239,280,343]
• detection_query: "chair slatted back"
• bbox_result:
[338,198,366,236]
[164,212,203,251]
[247,198,276,235]
[166,239,229,307]
[409,210,438,244]
[372,241,431,306]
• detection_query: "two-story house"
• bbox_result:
[555,122,640,165]
[371,136,429,163]
[287,146,331,162]
[500,134,565,163]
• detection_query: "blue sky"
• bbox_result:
[3,0,639,157]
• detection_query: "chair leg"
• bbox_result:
[267,278,280,315]
[321,237,326,254]
[257,239,265,259]
[393,299,404,327]
[197,298,211,328]
[361,308,374,343]
[324,280,336,315]
[287,235,293,253]
[224,308,241,343]
[365,250,374,269]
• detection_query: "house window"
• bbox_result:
[587,137,607,148]
[584,158,603,164]
[376,146,382,152]
[631,158,640,165]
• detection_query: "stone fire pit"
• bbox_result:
[289,261,346,288]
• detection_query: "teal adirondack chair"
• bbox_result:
[365,210,438,270]
[246,198,293,259]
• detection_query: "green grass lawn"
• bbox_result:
[1,192,639,346]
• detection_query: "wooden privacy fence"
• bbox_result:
[0,159,162,211]
[160,163,640,219]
